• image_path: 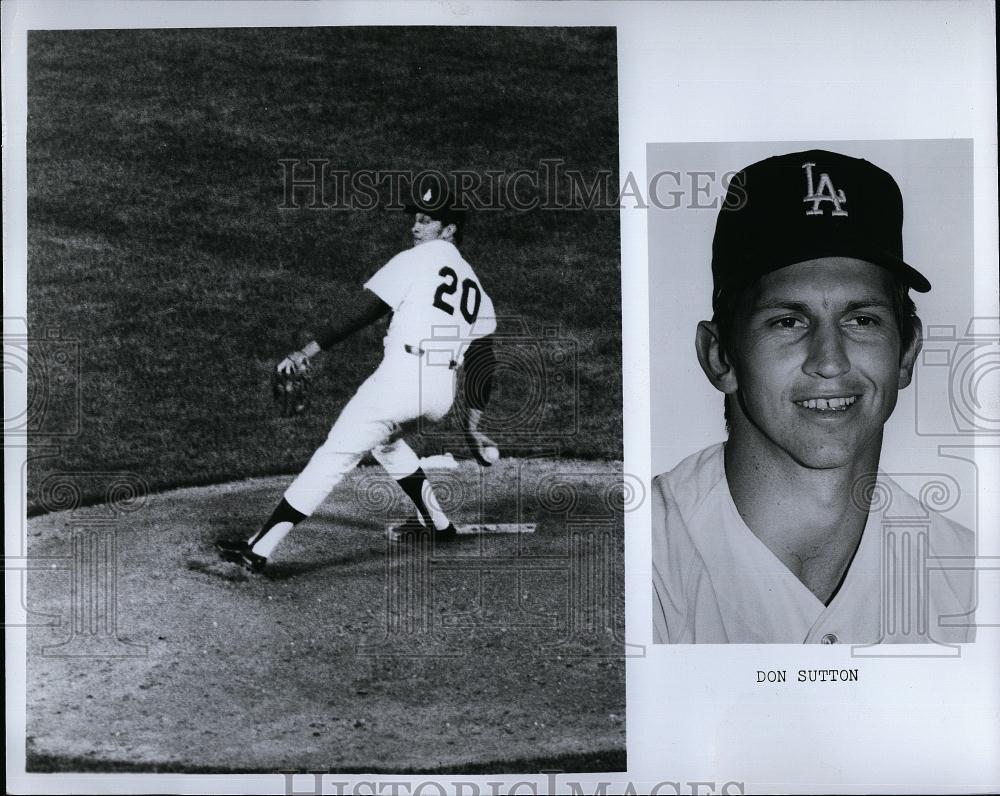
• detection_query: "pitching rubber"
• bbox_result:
[456,523,536,535]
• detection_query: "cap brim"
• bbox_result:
[766,234,932,293]
[817,227,931,292]
[799,242,932,293]
[873,253,932,293]
[403,204,465,229]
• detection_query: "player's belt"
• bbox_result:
[403,344,458,370]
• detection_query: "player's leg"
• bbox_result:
[371,437,453,532]
[377,363,461,540]
[218,382,394,568]
[216,496,307,571]
[245,498,307,559]
[252,414,390,555]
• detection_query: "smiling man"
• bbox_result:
[652,150,976,644]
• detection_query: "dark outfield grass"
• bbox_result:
[25,27,622,512]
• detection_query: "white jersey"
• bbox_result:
[652,443,976,644]
[364,239,496,366]
[284,240,495,517]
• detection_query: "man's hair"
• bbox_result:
[426,213,463,246]
[713,274,919,427]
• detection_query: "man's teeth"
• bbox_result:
[796,396,857,411]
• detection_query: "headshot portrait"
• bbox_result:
[648,141,979,645]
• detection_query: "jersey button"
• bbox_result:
[820,633,838,645]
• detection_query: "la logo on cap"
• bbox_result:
[802,161,848,217]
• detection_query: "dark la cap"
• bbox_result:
[712,149,931,311]
[405,180,467,230]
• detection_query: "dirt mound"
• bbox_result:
[26,460,626,773]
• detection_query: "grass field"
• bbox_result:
[25,27,622,511]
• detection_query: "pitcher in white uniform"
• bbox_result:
[217,182,498,573]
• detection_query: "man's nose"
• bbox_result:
[803,322,851,379]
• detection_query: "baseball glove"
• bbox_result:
[272,351,311,417]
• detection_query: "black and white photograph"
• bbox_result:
[6,1,998,794]
[648,140,981,645]
[13,22,625,775]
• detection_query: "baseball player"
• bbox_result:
[216,182,498,572]
[652,150,975,644]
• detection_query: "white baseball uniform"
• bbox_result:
[652,443,976,644]
[283,239,496,517]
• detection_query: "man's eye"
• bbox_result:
[773,317,805,329]
[846,315,879,327]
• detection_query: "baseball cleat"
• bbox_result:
[214,538,268,573]
[435,523,458,543]
[389,516,458,544]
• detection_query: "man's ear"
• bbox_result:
[441,223,457,242]
[695,320,739,395]
[897,315,923,390]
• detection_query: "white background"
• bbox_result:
[4,1,998,794]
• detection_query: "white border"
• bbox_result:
[4,1,998,794]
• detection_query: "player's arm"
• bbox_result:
[462,335,499,465]
[277,291,390,374]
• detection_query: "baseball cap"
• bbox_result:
[405,181,467,231]
[712,149,931,311]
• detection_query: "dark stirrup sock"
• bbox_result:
[397,468,436,528]
[249,498,307,547]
